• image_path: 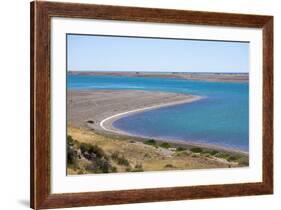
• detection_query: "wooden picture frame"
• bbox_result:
[30,1,273,209]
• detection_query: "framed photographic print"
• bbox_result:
[30,1,273,209]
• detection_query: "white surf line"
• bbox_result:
[100,96,203,134]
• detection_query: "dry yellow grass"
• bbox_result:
[67,126,239,175]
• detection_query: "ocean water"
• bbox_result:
[68,74,249,151]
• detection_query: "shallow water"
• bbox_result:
[68,74,249,151]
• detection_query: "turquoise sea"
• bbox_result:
[68,74,249,151]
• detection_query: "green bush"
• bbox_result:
[98,159,111,173]
[67,146,76,165]
[227,155,240,162]
[80,143,107,159]
[79,143,92,154]
[209,150,219,155]
[117,156,129,166]
[201,149,219,156]
[86,158,116,173]
[176,147,187,152]
[159,142,171,149]
[190,147,203,153]
[67,135,78,165]
[67,135,74,145]
[111,152,129,166]
[215,152,230,159]
[66,136,119,174]
[144,139,157,146]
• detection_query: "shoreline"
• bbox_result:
[68,89,248,156]
[69,71,249,83]
[99,95,202,135]
[96,126,248,156]
[96,95,247,155]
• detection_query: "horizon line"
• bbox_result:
[68,70,249,74]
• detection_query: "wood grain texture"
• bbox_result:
[30,1,274,209]
[262,17,274,192]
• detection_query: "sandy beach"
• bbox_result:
[68,89,201,132]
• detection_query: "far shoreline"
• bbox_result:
[68,71,249,83]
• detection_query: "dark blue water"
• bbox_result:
[68,74,249,151]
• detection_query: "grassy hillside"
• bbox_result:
[67,126,248,175]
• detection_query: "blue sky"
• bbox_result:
[67,34,249,73]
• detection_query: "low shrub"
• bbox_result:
[67,135,78,165]
[111,152,129,166]
[159,142,171,149]
[144,139,157,146]
[67,135,74,145]
[86,158,116,173]
[201,149,219,156]
[209,150,219,155]
[67,145,77,165]
[80,143,107,159]
[176,147,187,152]
[215,152,230,159]
[190,147,203,153]
[227,155,240,162]
[66,136,119,174]
[117,156,129,166]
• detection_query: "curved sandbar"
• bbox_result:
[67,89,201,132]
[101,106,248,155]
[100,96,202,136]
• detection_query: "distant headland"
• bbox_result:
[68,71,249,83]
